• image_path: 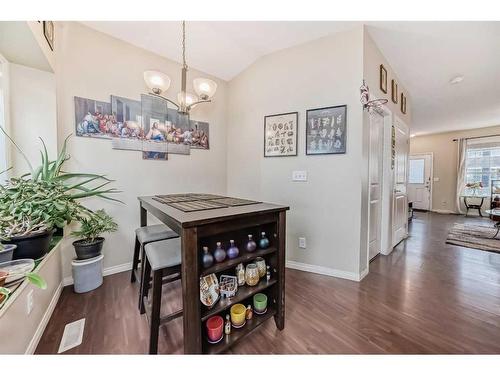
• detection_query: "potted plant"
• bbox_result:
[0,243,16,263]
[0,128,120,260]
[71,209,118,260]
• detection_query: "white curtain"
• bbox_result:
[456,138,467,214]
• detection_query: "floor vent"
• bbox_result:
[58,318,85,353]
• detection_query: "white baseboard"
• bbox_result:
[431,209,458,214]
[25,281,63,354]
[63,262,133,286]
[359,267,369,281]
[286,260,367,282]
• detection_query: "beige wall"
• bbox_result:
[55,22,228,278]
[227,27,366,279]
[410,125,500,213]
[9,63,57,176]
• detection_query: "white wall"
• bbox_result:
[55,22,228,278]
[227,27,366,280]
[9,63,57,176]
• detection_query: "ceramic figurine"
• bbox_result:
[236,263,245,286]
[266,265,271,281]
[224,314,231,335]
[227,240,239,259]
[202,246,214,268]
[246,305,253,320]
[246,234,257,252]
[214,242,226,263]
[259,232,270,249]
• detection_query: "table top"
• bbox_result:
[138,195,289,229]
[485,209,500,215]
[460,195,489,198]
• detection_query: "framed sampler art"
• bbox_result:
[264,112,298,157]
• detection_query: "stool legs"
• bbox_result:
[139,254,151,314]
[149,269,163,354]
[130,237,141,283]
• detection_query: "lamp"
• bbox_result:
[143,21,217,114]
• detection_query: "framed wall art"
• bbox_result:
[391,79,398,104]
[43,21,54,51]
[264,112,298,157]
[379,64,387,94]
[400,93,407,114]
[306,105,347,155]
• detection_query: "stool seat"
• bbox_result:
[135,224,178,244]
[145,237,181,271]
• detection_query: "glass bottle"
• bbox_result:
[201,246,214,268]
[236,263,245,286]
[246,234,257,252]
[214,242,226,263]
[266,265,271,281]
[227,239,239,259]
[224,314,231,335]
[246,305,253,320]
[259,232,270,249]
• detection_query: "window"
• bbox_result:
[409,158,425,184]
[465,138,500,196]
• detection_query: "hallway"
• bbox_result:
[36,212,500,354]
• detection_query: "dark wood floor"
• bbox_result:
[36,212,500,354]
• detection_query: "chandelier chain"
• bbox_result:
[182,20,187,69]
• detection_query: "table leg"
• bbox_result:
[478,197,484,217]
[274,211,286,330]
[140,204,147,227]
[463,197,469,216]
[181,227,202,354]
[492,223,500,239]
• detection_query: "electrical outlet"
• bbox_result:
[298,237,306,249]
[26,289,34,315]
[292,171,307,182]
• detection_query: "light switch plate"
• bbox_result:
[292,171,307,182]
[298,237,306,249]
[433,177,440,182]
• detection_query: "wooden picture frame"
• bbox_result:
[379,64,388,94]
[306,105,347,155]
[391,79,398,104]
[43,21,54,51]
[400,93,407,114]
[264,112,298,157]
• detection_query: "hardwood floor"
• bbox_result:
[35,212,500,354]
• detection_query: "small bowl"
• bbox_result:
[230,303,246,326]
[206,315,224,343]
[253,293,267,313]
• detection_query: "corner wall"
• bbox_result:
[55,22,228,278]
[227,27,365,279]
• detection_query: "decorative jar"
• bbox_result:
[201,246,214,269]
[213,242,226,263]
[245,234,257,252]
[259,232,270,249]
[254,257,266,278]
[227,239,239,259]
[245,263,259,286]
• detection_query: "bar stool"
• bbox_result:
[141,237,183,354]
[130,224,179,283]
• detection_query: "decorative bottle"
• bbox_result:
[224,314,231,335]
[266,265,271,281]
[246,305,253,320]
[201,246,214,269]
[246,234,257,252]
[259,232,270,249]
[214,242,226,263]
[227,239,239,259]
[236,263,245,286]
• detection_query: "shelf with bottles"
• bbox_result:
[199,222,276,277]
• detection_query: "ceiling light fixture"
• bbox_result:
[143,21,217,114]
[449,75,464,85]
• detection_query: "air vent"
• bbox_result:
[58,318,85,353]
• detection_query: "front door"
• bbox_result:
[392,117,409,247]
[408,154,432,210]
[369,110,384,261]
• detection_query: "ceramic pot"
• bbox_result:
[201,246,214,268]
[254,257,266,278]
[259,232,270,249]
[227,240,239,259]
[73,237,104,260]
[245,263,259,286]
[213,242,226,263]
[246,234,257,252]
[206,315,224,342]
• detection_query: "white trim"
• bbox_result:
[286,260,366,282]
[25,281,63,354]
[63,261,133,286]
[359,267,369,281]
[431,209,458,215]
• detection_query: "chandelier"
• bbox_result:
[143,21,217,114]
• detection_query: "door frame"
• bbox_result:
[409,152,434,211]
[0,53,11,178]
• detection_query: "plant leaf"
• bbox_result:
[26,273,47,290]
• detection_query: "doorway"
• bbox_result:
[392,116,409,247]
[408,153,433,211]
[368,109,384,261]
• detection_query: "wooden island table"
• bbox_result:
[138,194,289,354]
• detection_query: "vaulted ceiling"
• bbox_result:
[82,21,500,135]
